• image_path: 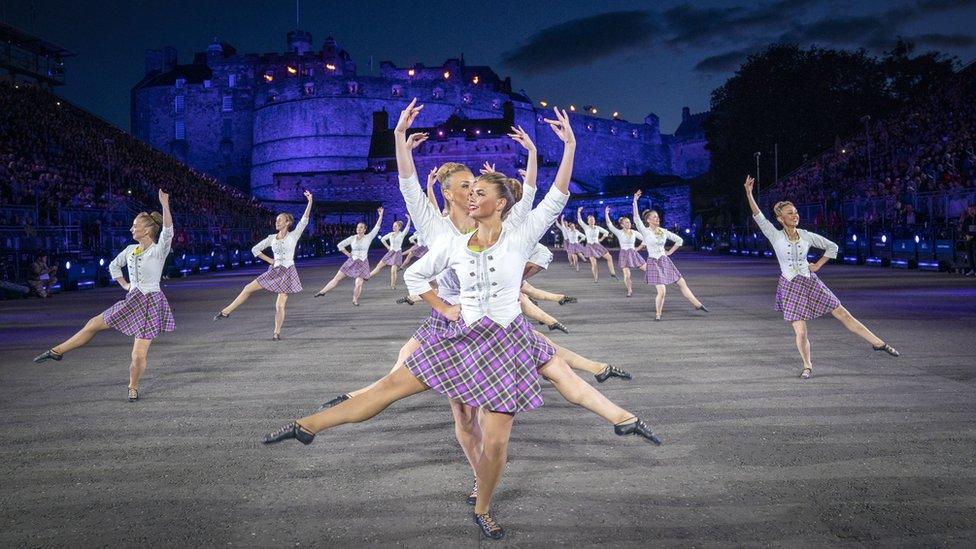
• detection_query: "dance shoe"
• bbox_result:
[272,333,281,341]
[262,421,315,445]
[595,364,633,383]
[213,311,229,321]
[318,393,350,411]
[800,367,812,379]
[473,512,505,540]
[127,387,139,402]
[610,273,619,281]
[466,479,478,505]
[614,418,662,445]
[395,295,415,305]
[696,304,710,312]
[32,349,63,363]
[557,296,577,305]
[313,292,325,298]
[872,343,900,357]
[547,321,569,334]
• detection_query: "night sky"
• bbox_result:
[5,0,976,133]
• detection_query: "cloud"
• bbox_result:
[693,49,757,72]
[910,32,976,47]
[665,0,819,47]
[500,11,657,74]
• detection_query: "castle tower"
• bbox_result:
[287,29,312,55]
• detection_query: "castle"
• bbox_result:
[131,30,709,227]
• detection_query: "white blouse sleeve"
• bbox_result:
[596,226,610,240]
[399,174,442,241]
[291,216,309,240]
[803,230,839,259]
[158,225,174,257]
[404,235,454,297]
[380,232,392,246]
[665,229,684,247]
[337,235,354,251]
[504,185,537,227]
[251,235,273,257]
[109,247,130,280]
[514,185,570,256]
[752,212,780,242]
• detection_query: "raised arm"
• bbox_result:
[157,189,174,256]
[576,206,585,228]
[368,208,384,240]
[744,176,778,241]
[403,214,412,235]
[632,190,649,236]
[425,168,439,210]
[508,126,537,190]
[393,99,425,179]
[503,181,537,227]
[604,206,623,238]
[744,175,761,216]
[543,107,575,195]
[290,190,313,239]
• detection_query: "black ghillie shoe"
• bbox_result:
[873,343,900,357]
[33,349,63,364]
[557,296,577,305]
[318,393,350,411]
[547,321,569,334]
[314,292,325,298]
[395,295,415,305]
[595,364,633,383]
[272,333,281,341]
[213,311,229,322]
[696,304,709,312]
[614,418,662,445]
[473,512,505,540]
[610,273,619,280]
[262,422,315,445]
[127,387,139,402]
[466,479,478,506]
[529,297,540,306]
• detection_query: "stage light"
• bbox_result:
[407,68,416,76]
[286,66,297,75]
[612,111,619,118]
[599,200,604,205]
[472,75,479,84]
[56,101,61,106]
[99,258,105,266]
[881,234,887,244]
[437,130,444,136]
[852,234,857,242]
[65,261,71,269]
[326,63,336,71]
[263,73,274,82]
[210,251,215,257]
[182,253,186,260]
[841,148,847,154]
[443,70,451,79]
[590,107,597,114]
[914,235,920,243]
[539,101,548,107]
[475,129,480,135]
[569,105,576,112]
[685,228,691,234]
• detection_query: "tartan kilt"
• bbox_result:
[410,245,428,259]
[413,309,454,344]
[618,249,646,269]
[584,242,609,258]
[255,265,303,294]
[775,273,841,321]
[645,255,682,285]
[339,258,372,279]
[404,315,553,413]
[380,250,404,266]
[102,288,175,340]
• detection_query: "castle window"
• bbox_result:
[610,126,618,135]
[222,119,232,139]
[222,95,233,112]
[303,82,314,96]
[462,93,472,105]
[391,85,403,97]
[631,129,639,138]
[174,120,185,140]
[536,114,544,123]
[586,122,594,132]
[228,74,236,87]
[174,95,185,114]
[432,87,444,100]
[491,99,501,110]
[175,78,186,89]
[346,81,360,95]
[203,79,212,89]
[267,91,278,103]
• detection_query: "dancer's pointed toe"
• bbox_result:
[33,349,63,363]
[595,364,633,383]
[873,343,899,357]
[614,418,662,445]
[262,422,315,445]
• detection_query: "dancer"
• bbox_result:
[264,106,657,541]
[33,190,175,402]
[577,207,617,282]
[556,216,586,271]
[314,208,384,306]
[519,243,574,333]
[605,206,646,297]
[370,215,412,289]
[401,232,428,268]
[744,176,899,378]
[633,191,708,320]
[213,191,313,340]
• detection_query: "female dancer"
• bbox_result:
[744,176,899,378]
[213,191,313,340]
[556,215,585,271]
[314,208,384,306]
[33,189,175,402]
[633,190,708,320]
[577,207,617,282]
[264,107,657,540]
[401,232,427,268]
[605,206,646,297]
[370,215,412,289]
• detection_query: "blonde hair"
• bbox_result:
[475,172,522,218]
[435,162,473,213]
[277,212,294,229]
[773,201,795,219]
[618,216,631,224]
[136,212,163,240]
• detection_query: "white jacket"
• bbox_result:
[110,225,173,293]
[753,212,838,280]
[251,217,309,268]
[634,216,683,259]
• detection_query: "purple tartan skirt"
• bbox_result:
[774,273,841,322]
[645,255,682,285]
[618,249,646,269]
[339,258,372,279]
[102,288,175,340]
[412,309,454,345]
[380,249,404,266]
[410,245,428,259]
[566,242,584,257]
[404,315,554,413]
[584,242,609,258]
[256,265,303,294]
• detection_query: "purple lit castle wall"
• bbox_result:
[131,31,710,224]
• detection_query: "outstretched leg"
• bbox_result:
[316,272,347,296]
[520,293,558,326]
[128,338,152,390]
[273,293,288,336]
[521,282,565,303]
[52,314,111,355]
[345,338,422,399]
[675,278,703,308]
[602,253,617,277]
[369,262,386,279]
[221,280,263,315]
[297,366,428,433]
[830,306,884,346]
[536,331,606,376]
[538,356,633,425]
[654,284,666,319]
